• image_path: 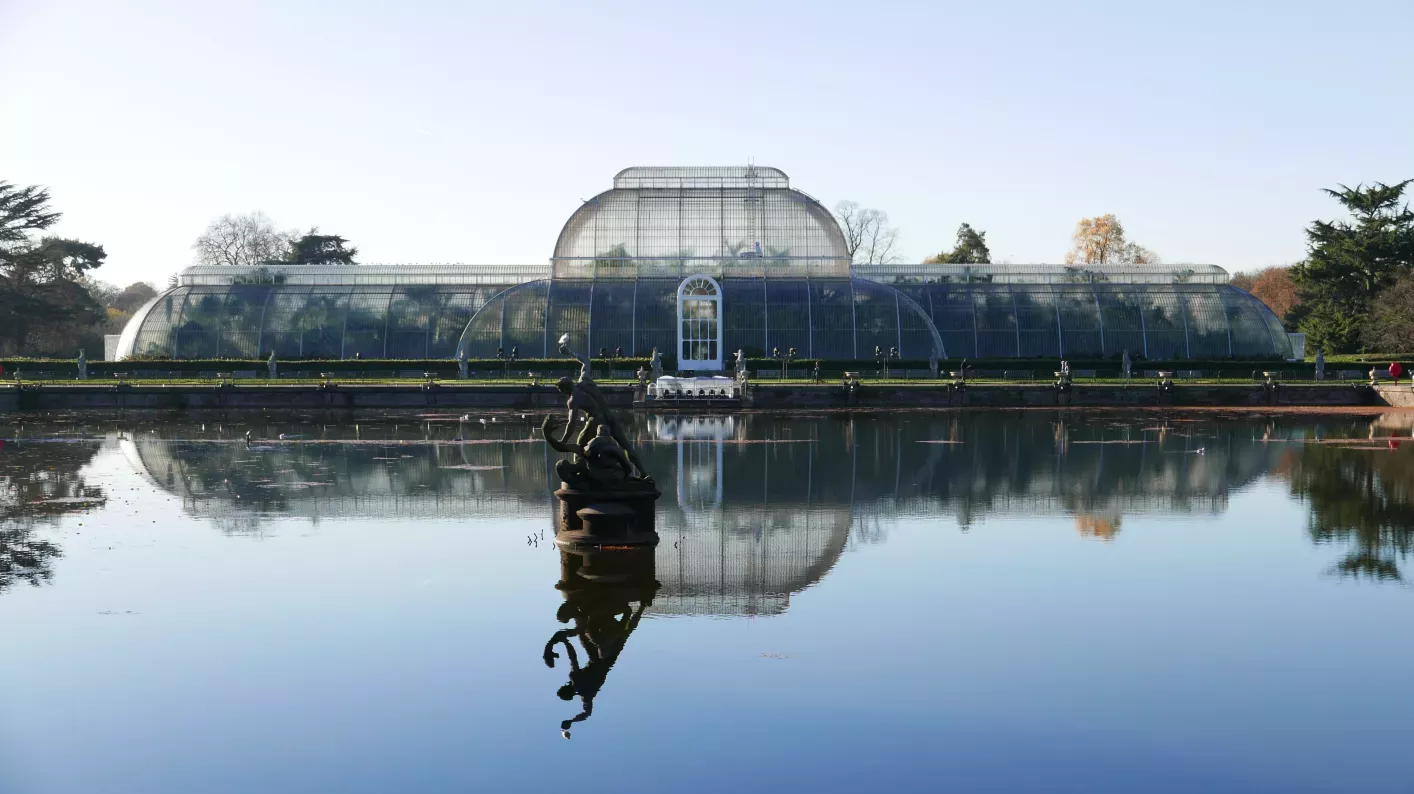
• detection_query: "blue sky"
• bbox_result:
[2,0,1411,287]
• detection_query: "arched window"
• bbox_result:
[677,275,722,370]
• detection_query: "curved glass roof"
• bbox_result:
[117,279,1290,361]
[118,284,503,359]
[552,165,849,275]
[613,165,791,189]
[891,282,1291,359]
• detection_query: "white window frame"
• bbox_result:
[676,274,723,371]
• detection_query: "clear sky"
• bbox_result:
[2,0,1411,288]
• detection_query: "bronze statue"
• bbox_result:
[542,417,637,490]
[554,336,651,482]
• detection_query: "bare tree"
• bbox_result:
[193,212,296,267]
[834,200,902,264]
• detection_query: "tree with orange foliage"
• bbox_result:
[1063,214,1159,265]
[1247,267,1300,325]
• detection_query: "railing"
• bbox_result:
[850,263,1230,286]
[176,261,1231,287]
[551,256,852,280]
[178,264,551,287]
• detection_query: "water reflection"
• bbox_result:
[546,548,659,738]
[3,411,1414,592]
[0,436,105,592]
[1285,439,1414,581]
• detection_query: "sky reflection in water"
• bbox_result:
[0,410,1411,794]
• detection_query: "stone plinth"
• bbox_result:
[554,485,660,548]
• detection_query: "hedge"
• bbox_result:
[10,355,1394,381]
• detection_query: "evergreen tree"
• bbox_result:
[1291,181,1414,353]
[0,181,109,355]
[287,227,358,265]
[925,223,992,264]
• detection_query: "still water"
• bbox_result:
[1,410,1411,794]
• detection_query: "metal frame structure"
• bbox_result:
[115,166,1292,362]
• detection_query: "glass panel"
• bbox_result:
[1220,286,1290,358]
[1095,287,1145,359]
[174,288,225,358]
[343,290,392,359]
[501,281,550,358]
[548,281,592,357]
[298,288,352,359]
[1054,286,1102,357]
[853,280,899,361]
[220,286,271,358]
[633,280,676,360]
[428,289,493,359]
[809,280,855,360]
[973,287,1018,358]
[553,184,849,265]
[132,289,189,358]
[637,195,677,258]
[679,295,719,364]
[1014,287,1060,358]
[1141,288,1187,360]
[460,293,507,359]
[764,280,809,359]
[1182,287,1231,359]
[588,281,636,359]
[386,287,436,359]
[894,288,939,359]
[722,279,766,358]
[917,285,976,360]
[258,286,314,358]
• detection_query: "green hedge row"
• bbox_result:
[2,356,1307,369]
[13,356,1386,380]
[0,357,653,376]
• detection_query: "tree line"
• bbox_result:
[0,181,158,357]
[833,202,1160,268]
[839,179,1414,355]
[7,175,1408,358]
[0,183,359,356]
[193,212,358,267]
[1224,182,1414,354]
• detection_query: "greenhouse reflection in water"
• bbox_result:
[4,411,1414,793]
[56,411,1414,587]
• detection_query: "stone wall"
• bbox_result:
[0,382,1382,413]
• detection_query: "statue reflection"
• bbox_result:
[543,547,659,738]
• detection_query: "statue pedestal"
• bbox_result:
[555,485,660,548]
[558,546,659,597]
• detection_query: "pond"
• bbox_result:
[1,410,1411,794]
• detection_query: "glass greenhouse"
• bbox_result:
[116,166,1293,362]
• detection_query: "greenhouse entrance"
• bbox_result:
[677,275,723,371]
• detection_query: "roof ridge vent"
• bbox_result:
[613,166,790,189]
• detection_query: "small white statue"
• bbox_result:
[457,347,469,380]
[77,349,88,380]
[267,350,278,379]
[1121,349,1132,379]
[1314,349,1325,381]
